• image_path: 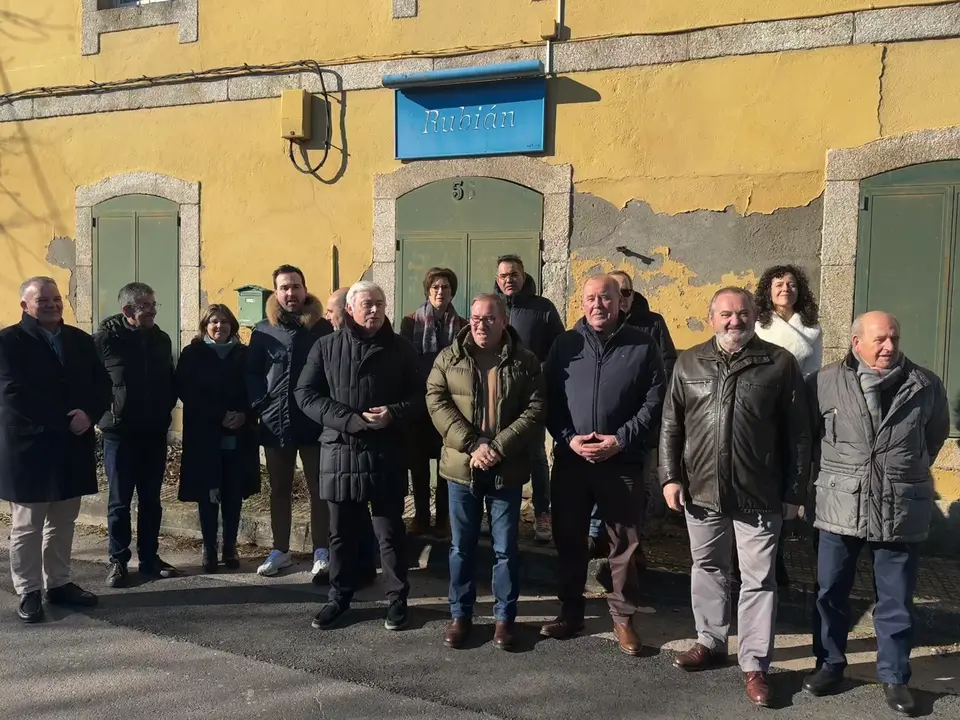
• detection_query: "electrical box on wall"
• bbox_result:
[281,89,312,141]
[236,285,273,327]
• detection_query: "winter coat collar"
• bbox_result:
[342,316,396,346]
[265,293,325,330]
[19,312,64,340]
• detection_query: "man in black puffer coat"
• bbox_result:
[494,254,564,542]
[296,281,424,633]
[94,282,178,588]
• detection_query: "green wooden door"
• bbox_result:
[857,161,960,430]
[396,177,543,319]
[93,194,180,354]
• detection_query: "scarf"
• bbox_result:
[412,301,458,356]
[754,313,822,376]
[854,351,905,433]
[204,335,239,359]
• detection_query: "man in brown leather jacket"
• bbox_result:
[659,286,810,708]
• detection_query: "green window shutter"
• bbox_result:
[94,214,137,327]
[396,233,469,319]
[855,186,953,379]
[136,212,180,346]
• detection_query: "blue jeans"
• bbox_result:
[814,530,920,684]
[448,478,522,622]
[529,426,550,516]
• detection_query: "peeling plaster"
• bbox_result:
[45,236,78,316]
[567,192,823,349]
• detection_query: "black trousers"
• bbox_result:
[551,454,646,621]
[197,452,245,551]
[104,432,168,566]
[328,492,408,606]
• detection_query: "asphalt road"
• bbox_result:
[0,523,958,720]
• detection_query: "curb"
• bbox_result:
[78,495,960,644]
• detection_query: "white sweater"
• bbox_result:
[754,313,823,376]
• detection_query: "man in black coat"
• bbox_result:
[94,281,178,588]
[0,277,111,622]
[246,265,334,581]
[296,281,424,632]
[540,274,666,656]
[494,254,564,544]
[588,270,679,567]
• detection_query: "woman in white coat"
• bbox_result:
[752,264,822,589]
[753,264,822,377]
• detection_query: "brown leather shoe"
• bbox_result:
[443,618,472,649]
[613,620,642,656]
[672,643,727,671]
[493,620,515,650]
[745,671,774,708]
[540,615,584,639]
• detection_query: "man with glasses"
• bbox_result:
[426,292,546,650]
[493,254,564,543]
[94,282,179,588]
[296,281,424,632]
[541,275,665,656]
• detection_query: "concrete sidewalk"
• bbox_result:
[76,466,960,644]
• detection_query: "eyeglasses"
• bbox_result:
[470,315,499,326]
[619,288,632,298]
[430,284,451,292]
[134,303,161,312]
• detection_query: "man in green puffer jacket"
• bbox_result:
[426,292,546,652]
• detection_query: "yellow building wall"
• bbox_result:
[567,0,947,38]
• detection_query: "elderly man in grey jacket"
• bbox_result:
[803,311,949,716]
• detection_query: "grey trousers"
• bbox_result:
[685,505,782,673]
[9,498,82,595]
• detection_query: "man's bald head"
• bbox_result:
[325,287,349,329]
[851,311,901,370]
[581,274,620,333]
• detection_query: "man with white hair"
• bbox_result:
[0,277,111,622]
[660,286,810,708]
[296,281,424,632]
[803,311,948,716]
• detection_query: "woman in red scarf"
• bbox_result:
[400,267,466,537]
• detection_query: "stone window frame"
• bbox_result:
[74,172,201,353]
[372,156,572,323]
[81,0,199,56]
[819,126,960,364]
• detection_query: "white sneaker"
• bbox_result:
[535,513,553,543]
[311,548,330,576]
[257,550,293,577]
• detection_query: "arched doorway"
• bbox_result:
[395,177,543,318]
[856,160,960,424]
[93,194,181,355]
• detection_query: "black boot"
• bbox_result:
[883,684,917,716]
[802,666,844,696]
[222,544,240,570]
[202,546,218,573]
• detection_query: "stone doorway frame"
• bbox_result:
[372,157,573,322]
[74,172,201,351]
[819,126,960,364]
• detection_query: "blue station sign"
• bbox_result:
[384,61,546,161]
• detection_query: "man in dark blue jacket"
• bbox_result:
[246,265,334,580]
[95,282,179,588]
[494,254,564,543]
[540,274,665,656]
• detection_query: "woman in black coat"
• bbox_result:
[177,304,260,572]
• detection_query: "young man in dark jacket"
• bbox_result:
[494,254,564,543]
[540,275,665,657]
[295,281,424,632]
[1,277,111,622]
[94,282,178,588]
[246,265,334,580]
